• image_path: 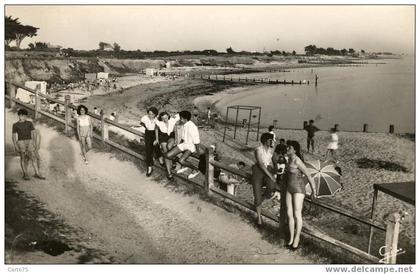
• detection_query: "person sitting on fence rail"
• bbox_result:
[251,132,277,226]
[76,105,93,164]
[165,110,200,181]
[154,111,179,168]
[284,140,316,250]
[12,108,46,180]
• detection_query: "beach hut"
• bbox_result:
[85,73,97,82]
[16,81,47,104]
[97,72,109,79]
[145,68,157,76]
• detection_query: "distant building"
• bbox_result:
[85,73,97,82]
[97,72,109,79]
[145,68,157,76]
[16,81,47,104]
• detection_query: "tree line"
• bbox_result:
[304,45,365,56]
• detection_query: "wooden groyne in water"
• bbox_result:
[191,74,311,85]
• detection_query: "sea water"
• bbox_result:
[216,57,414,133]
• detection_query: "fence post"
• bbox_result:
[363,123,369,132]
[101,110,109,142]
[7,83,16,108]
[64,95,71,136]
[205,147,215,195]
[34,84,41,120]
[383,212,401,264]
[389,125,395,134]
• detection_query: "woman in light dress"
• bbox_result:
[76,105,93,164]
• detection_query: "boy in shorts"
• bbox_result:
[12,109,46,180]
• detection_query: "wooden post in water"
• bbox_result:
[299,80,302,84]
[303,121,308,129]
[292,80,294,85]
[363,124,369,133]
[283,80,286,85]
[383,212,401,264]
[8,83,16,108]
[64,95,71,136]
[101,110,109,142]
[334,124,339,131]
[34,84,41,120]
[205,147,215,195]
[389,125,395,134]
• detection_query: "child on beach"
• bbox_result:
[325,127,339,163]
[76,105,93,164]
[12,109,46,180]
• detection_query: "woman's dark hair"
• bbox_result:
[179,110,192,121]
[17,108,28,116]
[260,132,274,144]
[147,107,158,116]
[158,111,169,121]
[286,140,304,161]
[268,125,274,131]
[238,161,246,168]
[77,105,88,115]
[330,127,337,133]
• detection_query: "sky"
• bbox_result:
[5,5,415,53]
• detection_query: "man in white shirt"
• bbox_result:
[165,110,200,181]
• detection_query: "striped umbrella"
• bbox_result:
[305,160,342,197]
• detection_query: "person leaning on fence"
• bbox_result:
[76,105,93,164]
[12,109,46,180]
[284,140,316,250]
[140,107,159,177]
[272,139,288,232]
[164,110,200,181]
[251,132,277,226]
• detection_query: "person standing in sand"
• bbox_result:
[285,140,316,250]
[164,111,200,181]
[304,120,319,153]
[325,127,339,163]
[250,132,277,226]
[76,105,93,164]
[12,109,46,180]
[140,107,159,177]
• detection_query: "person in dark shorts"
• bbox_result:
[251,132,276,226]
[12,109,45,180]
[271,139,288,232]
[304,120,319,153]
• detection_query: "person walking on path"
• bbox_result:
[12,109,46,180]
[140,107,159,177]
[304,120,319,153]
[165,110,200,181]
[76,105,93,164]
[325,127,339,163]
[285,140,316,250]
[251,132,277,226]
[206,107,212,125]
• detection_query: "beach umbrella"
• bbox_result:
[305,160,342,197]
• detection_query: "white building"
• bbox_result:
[16,81,47,104]
[145,68,157,76]
[97,72,109,79]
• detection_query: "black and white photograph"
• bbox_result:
[2,2,416,272]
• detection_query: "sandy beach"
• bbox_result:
[81,75,415,261]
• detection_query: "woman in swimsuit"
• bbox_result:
[285,140,316,250]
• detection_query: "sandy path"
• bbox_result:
[5,110,315,264]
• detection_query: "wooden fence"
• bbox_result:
[192,74,310,85]
[5,80,404,264]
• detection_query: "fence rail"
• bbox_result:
[6,80,402,264]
